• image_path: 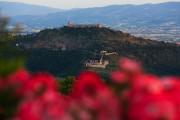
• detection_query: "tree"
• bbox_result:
[0,14,25,76]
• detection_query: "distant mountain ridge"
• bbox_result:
[0,1,62,16]
[11,2,180,27]
[2,1,180,42]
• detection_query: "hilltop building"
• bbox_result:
[66,21,103,28]
[85,59,109,69]
[85,51,118,69]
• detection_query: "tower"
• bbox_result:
[67,21,74,27]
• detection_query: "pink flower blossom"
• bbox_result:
[0,58,179,120]
[119,58,142,74]
[24,73,58,97]
[111,71,127,84]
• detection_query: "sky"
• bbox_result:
[1,0,180,9]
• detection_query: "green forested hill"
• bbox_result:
[14,26,180,77]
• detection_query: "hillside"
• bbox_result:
[19,26,159,49]
[14,26,180,77]
[0,1,61,16]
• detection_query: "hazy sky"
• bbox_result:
[1,0,180,9]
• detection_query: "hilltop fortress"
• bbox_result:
[65,21,104,28]
[85,51,118,69]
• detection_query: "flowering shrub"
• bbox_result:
[0,58,179,120]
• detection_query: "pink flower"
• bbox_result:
[129,94,176,120]
[119,58,142,74]
[24,73,58,97]
[71,71,121,120]
[8,69,30,84]
[111,71,128,84]
[7,69,31,96]
[14,100,42,120]
[71,71,106,98]
[131,74,163,95]
[15,90,69,120]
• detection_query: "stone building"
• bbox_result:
[66,21,103,28]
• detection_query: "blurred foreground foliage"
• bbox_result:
[58,76,75,94]
[0,14,25,76]
[0,59,179,120]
